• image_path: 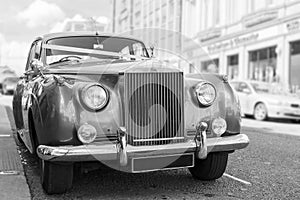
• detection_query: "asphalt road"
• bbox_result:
[18,123,300,200]
[1,94,299,200]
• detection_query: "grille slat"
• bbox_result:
[125,72,184,146]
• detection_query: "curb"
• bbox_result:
[0,104,31,200]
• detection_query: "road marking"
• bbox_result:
[0,134,11,137]
[0,171,20,175]
[223,173,252,185]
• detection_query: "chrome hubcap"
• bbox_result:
[255,104,266,120]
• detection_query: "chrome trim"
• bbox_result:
[195,122,208,159]
[117,127,128,166]
[80,83,109,111]
[125,72,184,146]
[37,134,249,162]
[194,81,217,107]
[133,137,185,142]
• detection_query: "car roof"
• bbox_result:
[37,32,145,44]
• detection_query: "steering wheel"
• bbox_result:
[58,55,82,62]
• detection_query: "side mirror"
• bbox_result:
[30,59,44,71]
[30,59,45,76]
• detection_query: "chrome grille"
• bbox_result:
[124,72,184,146]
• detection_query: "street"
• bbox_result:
[0,95,299,200]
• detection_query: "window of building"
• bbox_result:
[213,0,220,26]
[248,46,277,82]
[162,6,167,25]
[169,0,174,19]
[201,59,219,73]
[290,40,300,92]
[155,10,160,26]
[227,54,239,80]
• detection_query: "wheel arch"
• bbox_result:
[28,108,39,154]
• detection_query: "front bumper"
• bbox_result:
[37,134,249,162]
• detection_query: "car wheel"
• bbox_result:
[254,103,268,121]
[189,152,228,180]
[40,160,73,194]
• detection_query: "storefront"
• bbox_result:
[290,40,300,92]
[248,46,277,82]
[183,15,300,93]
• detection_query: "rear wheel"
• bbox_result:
[40,160,73,194]
[254,103,268,121]
[189,152,228,180]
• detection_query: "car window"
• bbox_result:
[25,43,37,71]
[35,40,42,60]
[239,82,251,93]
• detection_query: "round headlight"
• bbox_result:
[212,117,227,136]
[78,124,97,144]
[195,82,216,106]
[81,84,109,110]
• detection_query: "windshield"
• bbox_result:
[251,82,290,95]
[45,36,149,65]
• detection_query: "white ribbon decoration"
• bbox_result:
[43,44,149,60]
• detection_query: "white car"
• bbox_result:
[230,80,300,121]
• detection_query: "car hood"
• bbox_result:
[44,59,181,75]
[259,93,300,104]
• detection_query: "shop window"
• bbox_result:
[290,40,300,93]
[227,54,239,80]
[248,46,277,82]
[201,59,219,73]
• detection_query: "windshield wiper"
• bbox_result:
[49,56,82,65]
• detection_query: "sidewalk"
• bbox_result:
[0,103,31,200]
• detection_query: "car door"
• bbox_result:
[236,82,253,114]
[20,40,42,152]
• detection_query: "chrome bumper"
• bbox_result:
[37,134,249,162]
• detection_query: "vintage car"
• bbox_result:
[230,80,300,121]
[13,32,249,194]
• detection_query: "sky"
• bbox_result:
[0,0,112,74]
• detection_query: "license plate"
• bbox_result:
[132,153,194,173]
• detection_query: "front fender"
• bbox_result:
[32,74,121,146]
[185,73,241,137]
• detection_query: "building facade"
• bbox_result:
[55,16,110,33]
[182,0,300,92]
[113,0,183,61]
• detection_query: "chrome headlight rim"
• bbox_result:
[194,81,217,107]
[80,83,110,111]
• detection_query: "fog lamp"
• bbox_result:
[212,117,227,136]
[77,124,97,144]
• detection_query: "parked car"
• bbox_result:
[12,32,249,194]
[2,77,18,95]
[230,80,300,121]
